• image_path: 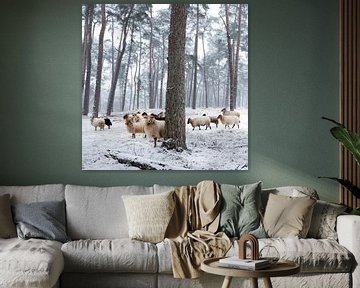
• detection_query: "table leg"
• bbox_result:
[263,277,273,288]
[221,276,233,288]
[251,278,258,288]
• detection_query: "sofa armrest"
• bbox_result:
[337,215,360,288]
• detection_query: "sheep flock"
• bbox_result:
[89,108,241,148]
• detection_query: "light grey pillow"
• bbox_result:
[307,200,347,240]
[12,200,70,243]
[0,194,16,238]
[218,182,266,238]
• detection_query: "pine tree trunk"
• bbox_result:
[165,4,188,150]
[149,6,155,109]
[106,5,134,116]
[233,4,242,110]
[191,4,200,110]
[121,21,134,112]
[82,4,94,116]
[159,33,166,109]
[201,32,209,108]
[92,4,106,117]
[224,4,235,111]
[136,27,142,110]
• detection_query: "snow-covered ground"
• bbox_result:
[82,108,248,170]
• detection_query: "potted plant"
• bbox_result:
[320,117,360,215]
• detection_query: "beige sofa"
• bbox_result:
[0,183,358,288]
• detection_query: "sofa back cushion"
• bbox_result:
[261,186,319,213]
[263,193,316,238]
[65,185,154,239]
[0,184,65,204]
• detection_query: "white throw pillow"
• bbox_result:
[122,191,175,243]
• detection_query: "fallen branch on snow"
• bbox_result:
[105,152,164,170]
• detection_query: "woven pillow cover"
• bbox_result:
[122,191,175,243]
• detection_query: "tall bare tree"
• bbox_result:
[201,31,209,108]
[106,5,134,116]
[232,4,242,110]
[148,5,156,109]
[191,4,200,109]
[224,4,235,111]
[121,20,135,111]
[164,4,188,150]
[82,4,94,116]
[92,4,106,117]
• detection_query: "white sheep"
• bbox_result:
[217,114,240,129]
[90,116,105,131]
[221,108,241,118]
[144,115,165,147]
[187,116,211,130]
[203,114,219,128]
[123,114,146,138]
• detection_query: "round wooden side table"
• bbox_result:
[201,257,300,288]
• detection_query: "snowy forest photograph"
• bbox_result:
[82,4,249,170]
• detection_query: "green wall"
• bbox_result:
[0,0,340,202]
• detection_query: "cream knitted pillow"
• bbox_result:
[122,191,175,243]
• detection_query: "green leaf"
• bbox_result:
[322,117,360,165]
[330,126,360,165]
[318,177,360,199]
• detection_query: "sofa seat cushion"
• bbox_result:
[157,238,354,274]
[61,239,158,273]
[227,238,354,273]
[0,238,64,288]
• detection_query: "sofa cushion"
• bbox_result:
[12,200,70,243]
[307,200,347,240]
[157,237,353,274]
[65,185,154,239]
[0,184,65,204]
[263,193,316,238]
[0,238,64,288]
[218,182,266,238]
[0,194,16,238]
[61,273,157,288]
[122,191,175,243]
[260,238,353,273]
[261,186,319,213]
[61,239,158,273]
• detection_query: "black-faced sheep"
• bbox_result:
[217,114,240,128]
[104,118,112,129]
[187,116,211,130]
[90,116,105,131]
[221,108,241,118]
[123,114,146,138]
[144,115,165,147]
[156,111,166,120]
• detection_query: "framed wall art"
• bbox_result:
[82,4,248,170]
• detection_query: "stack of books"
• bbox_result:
[218,256,271,270]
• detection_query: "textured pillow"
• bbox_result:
[307,200,347,240]
[0,194,16,238]
[218,182,266,238]
[122,191,175,243]
[12,200,70,243]
[263,193,316,238]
